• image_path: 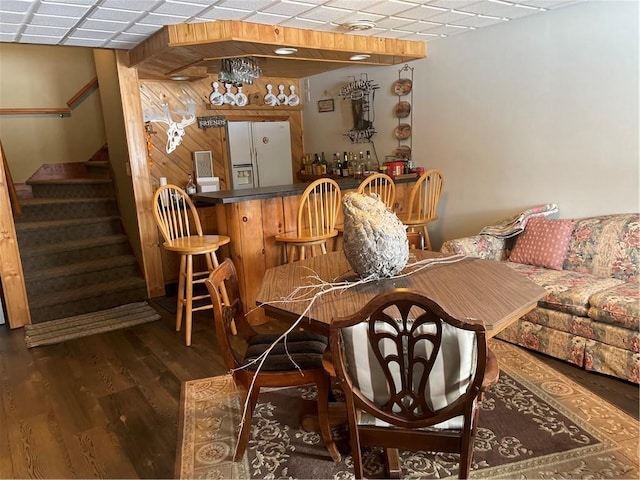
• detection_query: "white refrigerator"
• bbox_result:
[227,121,293,189]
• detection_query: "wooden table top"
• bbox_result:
[255,250,547,338]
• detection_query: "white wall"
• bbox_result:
[302,0,639,249]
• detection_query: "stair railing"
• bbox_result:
[0,140,21,217]
[0,140,31,327]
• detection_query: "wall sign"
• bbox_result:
[198,116,227,129]
[340,74,378,143]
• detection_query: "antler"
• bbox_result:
[142,90,196,153]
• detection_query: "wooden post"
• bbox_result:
[0,141,31,327]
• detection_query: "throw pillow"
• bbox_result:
[509,217,575,270]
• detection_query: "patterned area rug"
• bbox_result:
[24,302,160,347]
[175,340,639,479]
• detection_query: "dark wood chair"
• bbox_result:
[329,288,499,479]
[205,258,340,462]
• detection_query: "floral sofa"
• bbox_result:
[441,213,639,384]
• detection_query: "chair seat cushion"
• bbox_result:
[243,331,328,372]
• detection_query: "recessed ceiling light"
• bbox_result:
[350,54,371,61]
[170,75,190,81]
[342,20,376,31]
[274,47,298,55]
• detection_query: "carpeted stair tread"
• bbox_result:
[20,234,128,256]
[28,277,147,310]
[24,255,139,282]
[24,302,160,347]
[27,178,113,185]
[19,197,115,206]
[15,215,120,231]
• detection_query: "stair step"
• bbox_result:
[17,197,119,222]
[25,256,141,295]
[28,179,115,199]
[28,276,147,311]
[16,216,123,247]
[28,277,148,323]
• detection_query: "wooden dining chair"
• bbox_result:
[398,169,443,251]
[205,258,341,462]
[153,184,230,346]
[357,173,396,211]
[275,178,341,263]
[329,289,499,479]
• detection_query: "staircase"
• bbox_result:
[14,159,148,324]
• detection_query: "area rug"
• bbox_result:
[175,340,639,479]
[24,301,160,347]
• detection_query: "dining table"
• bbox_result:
[255,250,547,339]
[255,249,547,435]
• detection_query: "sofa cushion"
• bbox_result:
[563,213,640,282]
[509,218,575,270]
[588,282,640,330]
[505,262,623,316]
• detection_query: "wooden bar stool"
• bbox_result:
[275,178,341,263]
[153,184,230,346]
[398,169,443,251]
[357,173,396,210]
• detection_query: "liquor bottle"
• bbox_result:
[185,174,197,195]
[320,152,327,175]
[366,150,373,172]
[342,152,349,177]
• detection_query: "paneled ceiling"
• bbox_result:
[1,0,581,50]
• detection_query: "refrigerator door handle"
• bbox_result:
[252,146,260,186]
[232,162,253,168]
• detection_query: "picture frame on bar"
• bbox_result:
[317,99,334,113]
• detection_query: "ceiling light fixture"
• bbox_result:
[274,47,298,55]
[342,20,376,31]
[350,54,371,61]
[170,75,190,81]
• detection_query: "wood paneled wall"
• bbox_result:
[139,76,303,193]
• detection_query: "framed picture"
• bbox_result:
[317,99,334,112]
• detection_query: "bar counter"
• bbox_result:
[193,176,417,205]
[194,176,417,325]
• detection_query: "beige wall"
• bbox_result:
[302,1,639,249]
[0,43,106,182]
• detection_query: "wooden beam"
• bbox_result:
[115,51,165,298]
[0,141,31,328]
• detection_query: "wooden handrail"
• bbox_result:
[67,77,99,108]
[0,76,98,116]
[0,140,21,217]
[0,107,71,116]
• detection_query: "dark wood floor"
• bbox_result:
[0,300,638,479]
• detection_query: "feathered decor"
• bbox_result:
[342,191,409,278]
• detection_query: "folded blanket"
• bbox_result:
[479,204,559,238]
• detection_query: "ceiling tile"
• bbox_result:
[297,5,354,23]
[74,27,115,39]
[196,6,252,21]
[426,10,476,24]
[215,0,275,11]
[0,23,21,34]
[243,12,289,24]
[0,12,31,24]
[36,3,92,17]
[63,36,106,46]
[92,7,145,22]
[454,14,504,27]
[325,0,381,10]
[142,12,190,24]
[364,1,426,17]
[427,0,478,8]
[23,24,70,36]
[0,0,33,14]
[80,18,129,32]
[394,5,451,21]
[374,16,421,29]
[19,34,61,44]
[261,1,316,17]
[31,13,80,27]
[152,2,212,17]
[458,1,507,15]
[125,23,163,34]
[484,4,542,19]
[99,0,159,11]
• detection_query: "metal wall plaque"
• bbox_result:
[197,116,227,129]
